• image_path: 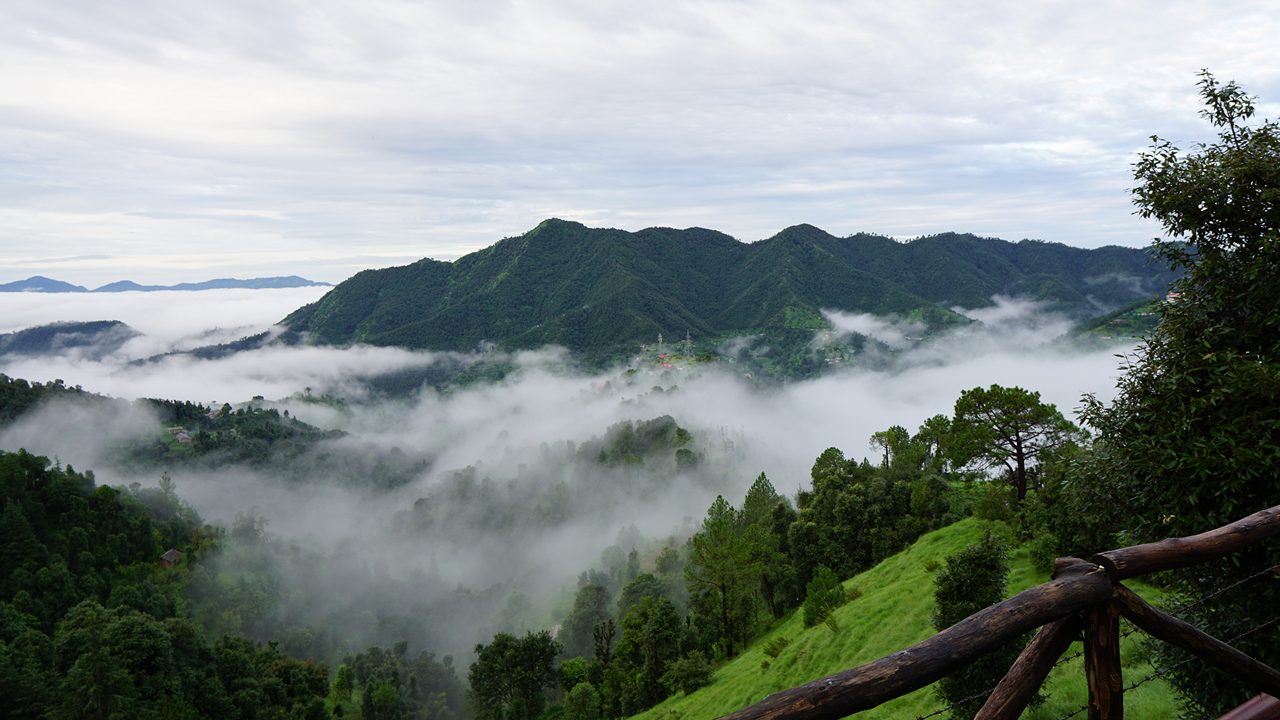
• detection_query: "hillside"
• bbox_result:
[1074,297,1163,343]
[0,320,139,359]
[282,220,1177,360]
[634,519,1176,720]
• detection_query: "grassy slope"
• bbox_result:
[635,518,1177,720]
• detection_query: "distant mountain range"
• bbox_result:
[282,219,1178,359]
[0,275,331,293]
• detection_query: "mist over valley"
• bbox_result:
[0,273,1139,669]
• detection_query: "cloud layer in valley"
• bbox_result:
[0,289,1135,660]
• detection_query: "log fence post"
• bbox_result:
[975,616,1081,720]
[1084,601,1124,720]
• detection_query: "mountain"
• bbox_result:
[94,275,331,291]
[282,219,1177,359]
[161,276,331,291]
[0,276,330,293]
[0,275,89,292]
[92,280,167,292]
[0,320,140,359]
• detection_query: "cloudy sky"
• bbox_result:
[3,1,1278,287]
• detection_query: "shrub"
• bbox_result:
[932,533,1028,719]
[660,651,712,696]
[801,566,846,628]
[1027,532,1060,576]
[762,636,790,658]
[563,682,601,720]
[823,613,840,633]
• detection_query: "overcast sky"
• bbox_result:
[3,1,1278,286]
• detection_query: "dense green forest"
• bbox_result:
[0,376,102,425]
[281,223,1177,365]
[0,448,334,719]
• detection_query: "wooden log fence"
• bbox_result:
[721,504,1280,720]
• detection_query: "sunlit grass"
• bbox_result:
[633,518,1177,720]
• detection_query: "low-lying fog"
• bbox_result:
[0,289,1135,660]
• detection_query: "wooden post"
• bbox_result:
[1084,601,1123,720]
[1112,584,1280,698]
[975,616,1081,720]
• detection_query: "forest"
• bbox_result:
[0,379,1078,719]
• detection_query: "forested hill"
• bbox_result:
[282,219,1177,357]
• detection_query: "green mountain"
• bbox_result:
[282,219,1177,359]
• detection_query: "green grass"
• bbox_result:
[633,519,1178,720]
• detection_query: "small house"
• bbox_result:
[160,549,183,568]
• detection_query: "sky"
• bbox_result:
[3,1,1279,287]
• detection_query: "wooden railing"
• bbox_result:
[721,505,1280,720]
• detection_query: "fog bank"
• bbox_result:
[0,289,1134,659]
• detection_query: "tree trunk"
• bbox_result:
[1013,438,1028,500]
[721,583,734,657]
[762,574,780,619]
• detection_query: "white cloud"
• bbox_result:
[3,2,1279,285]
[821,310,924,348]
[0,287,327,341]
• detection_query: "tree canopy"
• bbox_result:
[1081,71,1280,715]
[950,384,1079,500]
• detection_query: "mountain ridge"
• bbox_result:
[282,219,1178,360]
[0,275,331,293]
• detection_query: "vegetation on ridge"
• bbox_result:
[281,222,1176,364]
